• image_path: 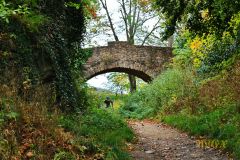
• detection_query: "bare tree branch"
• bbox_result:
[120,9,130,40]
[133,8,140,37]
[119,0,130,40]
[99,0,119,41]
[138,15,158,27]
[141,19,161,46]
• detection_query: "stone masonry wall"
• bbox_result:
[83,41,173,82]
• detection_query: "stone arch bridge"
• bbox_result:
[83,42,173,82]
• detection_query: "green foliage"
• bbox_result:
[172,12,240,75]
[35,0,90,112]
[65,0,98,18]
[186,30,240,75]
[42,23,79,111]
[0,97,18,126]
[106,73,146,94]
[153,0,240,39]
[70,47,93,77]
[59,109,134,160]
[0,0,29,23]
[120,67,197,119]
[0,97,19,159]
[19,12,48,32]
[86,86,129,111]
[106,73,130,93]
[172,31,193,67]
[0,0,93,112]
[54,151,75,160]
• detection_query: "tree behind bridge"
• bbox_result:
[86,0,165,92]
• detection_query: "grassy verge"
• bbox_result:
[59,108,134,160]
[162,104,240,158]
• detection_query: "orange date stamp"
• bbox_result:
[196,139,227,149]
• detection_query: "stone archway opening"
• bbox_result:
[86,67,152,83]
[86,70,148,94]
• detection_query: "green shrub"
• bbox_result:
[54,151,75,160]
[0,97,19,159]
[59,108,134,160]
[120,67,198,118]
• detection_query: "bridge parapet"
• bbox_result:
[107,41,129,46]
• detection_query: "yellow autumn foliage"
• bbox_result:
[190,37,205,68]
[200,9,210,21]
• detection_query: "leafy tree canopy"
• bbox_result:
[153,0,240,39]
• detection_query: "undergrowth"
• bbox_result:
[0,79,134,160]
[120,67,197,119]
[59,108,134,160]
[0,83,83,159]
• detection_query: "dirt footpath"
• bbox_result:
[128,120,230,160]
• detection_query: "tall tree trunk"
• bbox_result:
[127,39,137,93]
[128,74,136,93]
[167,35,174,47]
